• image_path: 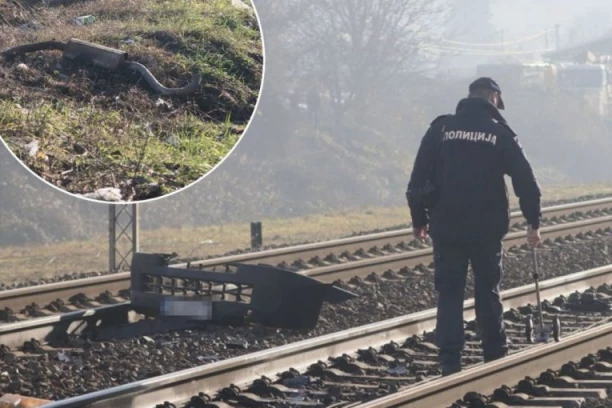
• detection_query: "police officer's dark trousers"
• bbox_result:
[433,239,508,373]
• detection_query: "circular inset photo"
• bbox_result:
[0,0,263,202]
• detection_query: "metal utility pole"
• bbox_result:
[109,204,140,273]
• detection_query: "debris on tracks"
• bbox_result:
[130,252,358,330]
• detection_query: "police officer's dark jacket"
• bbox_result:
[407,97,542,242]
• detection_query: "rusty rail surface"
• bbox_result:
[37,263,612,408]
[2,198,612,313]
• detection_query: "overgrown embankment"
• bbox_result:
[0,0,262,200]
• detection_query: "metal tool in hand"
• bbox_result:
[1,38,201,96]
[525,246,561,343]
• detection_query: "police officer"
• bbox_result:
[406,77,542,376]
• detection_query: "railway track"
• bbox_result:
[2,198,612,320]
[359,323,612,408]
[0,198,612,312]
[37,263,612,408]
[1,211,612,351]
[0,198,611,405]
[2,208,612,351]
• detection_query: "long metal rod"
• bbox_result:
[532,247,545,333]
[38,263,612,408]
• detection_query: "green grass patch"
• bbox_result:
[0,0,262,200]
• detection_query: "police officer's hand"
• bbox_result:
[527,225,541,247]
[413,226,428,241]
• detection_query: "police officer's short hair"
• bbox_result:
[469,77,505,110]
[469,87,494,97]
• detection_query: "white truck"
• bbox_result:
[476,62,610,118]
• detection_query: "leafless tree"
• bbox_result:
[284,0,450,124]
[251,0,318,114]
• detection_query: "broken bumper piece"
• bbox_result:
[130,252,358,330]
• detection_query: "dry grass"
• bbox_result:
[1,182,611,284]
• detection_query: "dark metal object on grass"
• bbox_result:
[1,38,201,96]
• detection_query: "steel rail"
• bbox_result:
[0,304,133,349]
[301,215,612,283]
[356,323,612,408]
[180,197,612,270]
[2,198,612,312]
[39,263,612,408]
[2,215,612,349]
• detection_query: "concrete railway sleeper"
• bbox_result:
[34,263,612,407]
[1,213,612,325]
[2,197,612,313]
[189,312,612,408]
[357,324,612,408]
[446,352,612,408]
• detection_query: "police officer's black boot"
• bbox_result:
[483,349,508,363]
[441,363,462,376]
[439,350,462,376]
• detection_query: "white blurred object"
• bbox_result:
[166,134,180,146]
[231,0,251,11]
[81,187,123,202]
[25,140,39,157]
[57,351,71,362]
